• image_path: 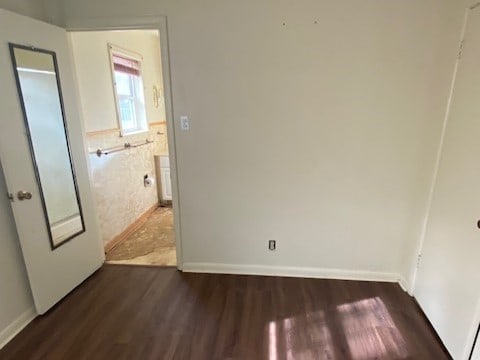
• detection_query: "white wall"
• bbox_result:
[70,30,165,132]
[57,0,468,281]
[0,0,473,353]
[83,126,167,245]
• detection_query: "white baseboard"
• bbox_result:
[182,262,401,283]
[0,307,37,350]
[398,276,411,294]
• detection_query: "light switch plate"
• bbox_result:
[180,115,190,131]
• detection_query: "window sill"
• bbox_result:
[120,128,149,137]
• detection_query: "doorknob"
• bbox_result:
[17,190,32,201]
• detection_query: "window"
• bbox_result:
[109,45,148,135]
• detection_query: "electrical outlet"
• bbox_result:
[180,115,190,131]
[268,240,276,251]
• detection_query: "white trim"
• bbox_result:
[66,15,184,269]
[0,307,36,350]
[398,276,410,294]
[108,43,143,61]
[65,16,165,31]
[183,262,401,283]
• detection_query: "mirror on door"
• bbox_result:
[9,43,85,249]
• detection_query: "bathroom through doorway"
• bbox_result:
[69,28,177,267]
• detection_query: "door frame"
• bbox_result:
[410,3,480,359]
[66,15,184,269]
[467,300,480,359]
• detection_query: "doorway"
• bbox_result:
[69,29,177,266]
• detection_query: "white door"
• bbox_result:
[413,6,480,360]
[472,329,480,360]
[0,10,104,314]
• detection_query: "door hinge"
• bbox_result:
[458,40,465,60]
[416,254,422,268]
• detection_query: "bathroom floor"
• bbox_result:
[105,206,176,266]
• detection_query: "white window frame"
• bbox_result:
[108,43,149,136]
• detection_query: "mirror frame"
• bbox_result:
[8,43,86,250]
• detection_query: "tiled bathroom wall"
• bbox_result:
[86,123,168,246]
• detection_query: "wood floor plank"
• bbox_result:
[0,265,451,359]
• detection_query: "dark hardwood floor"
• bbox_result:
[0,265,449,360]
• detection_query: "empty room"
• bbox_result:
[0,1,479,359]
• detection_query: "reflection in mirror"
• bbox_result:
[9,44,85,249]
